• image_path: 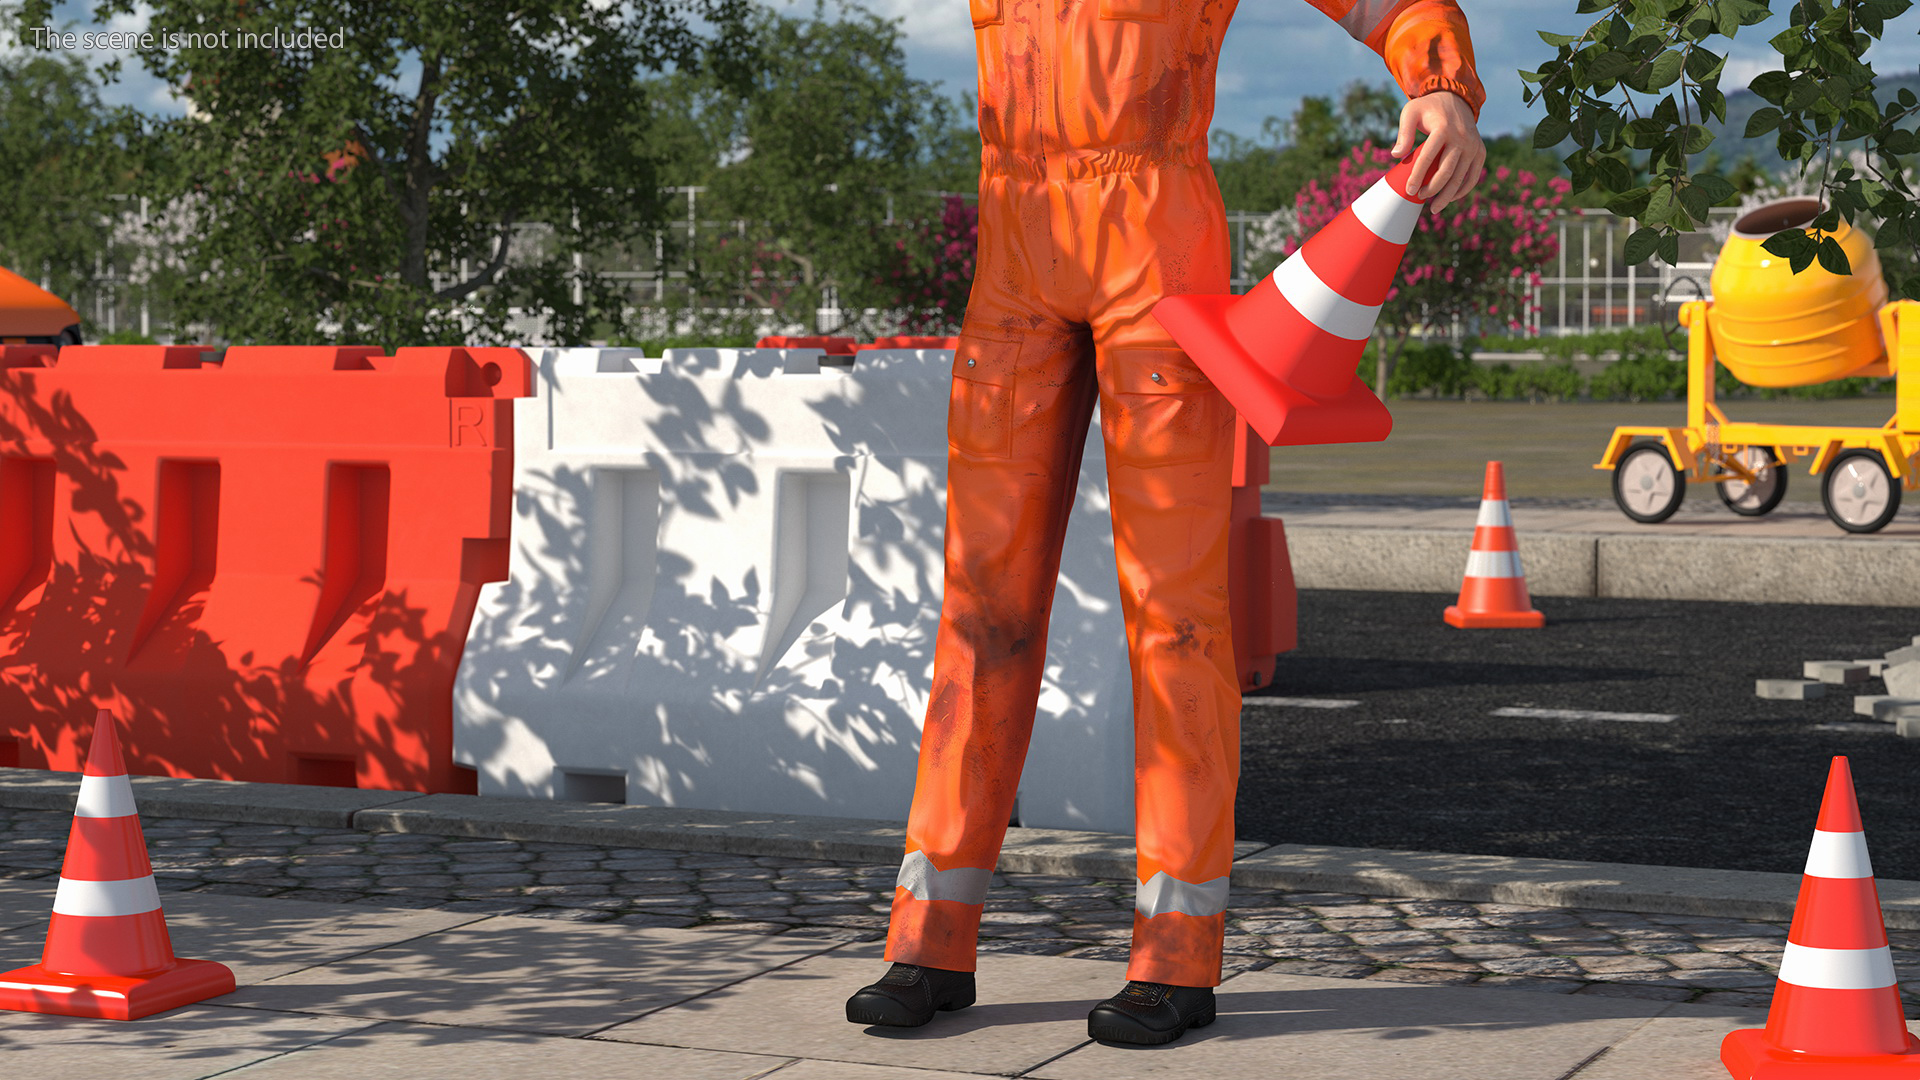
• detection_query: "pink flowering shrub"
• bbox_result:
[875,195,977,334]
[1284,143,1567,392]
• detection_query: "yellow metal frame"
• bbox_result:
[1593,299,1920,491]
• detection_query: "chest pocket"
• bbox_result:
[1099,0,1167,20]
[971,0,1002,27]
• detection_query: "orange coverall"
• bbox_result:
[886,0,1485,988]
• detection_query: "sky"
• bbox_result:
[18,1,1920,141]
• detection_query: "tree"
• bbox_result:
[1210,81,1400,212]
[20,0,756,348]
[873,194,976,335]
[1523,0,1917,291]
[646,2,974,335]
[0,44,141,326]
[1283,143,1567,395]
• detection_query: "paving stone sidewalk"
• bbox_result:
[4,807,1917,1020]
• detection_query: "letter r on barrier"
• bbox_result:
[451,403,489,447]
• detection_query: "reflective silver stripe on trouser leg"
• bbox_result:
[1135,871,1231,918]
[896,850,993,904]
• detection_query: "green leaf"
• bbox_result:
[1692,174,1738,204]
[1532,115,1572,148]
[1770,26,1806,58]
[1713,0,1740,35]
[1750,70,1791,105]
[1813,40,1856,72]
[1703,88,1728,125]
[1657,232,1680,266]
[1815,236,1853,276]
[1595,155,1635,192]
[1624,226,1662,264]
[1764,230,1818,273]
[1587,50,1636,85]
[1744,107,1783,137]
[1624,118,1665,149]
[1682,125,1714,154]
[1644,182,1676,225]
[1677,183,1712,220]
[1537,30,1579,46]
[1645,50,1684,90]
[1684,48,1725,83]
[1608,186,1653,215]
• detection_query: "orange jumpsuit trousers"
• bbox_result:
[885,0,1485,988]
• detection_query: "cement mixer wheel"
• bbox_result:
[1821,449,1901,534]
[1716,446,1786,517]
[1613,443,1686,523]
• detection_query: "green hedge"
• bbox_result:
[1361,336,1893,401]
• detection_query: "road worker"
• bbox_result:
[847,0,1486,1045]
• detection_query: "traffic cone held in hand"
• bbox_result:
[1152,156,1430,447]
[1721,757,1920,1078]
[1444,461,1545,629]
[0,710,235,1019]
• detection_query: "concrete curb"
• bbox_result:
[1285,524,1920,607]
[5,768,1916,929]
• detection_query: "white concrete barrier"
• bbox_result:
[454,347,1139,832]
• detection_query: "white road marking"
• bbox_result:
[1493,707,1678,724]
[1244,698,1362,710]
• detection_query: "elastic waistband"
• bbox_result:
[980,143,1209,181]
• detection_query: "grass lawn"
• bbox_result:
[1264,397,1902,502]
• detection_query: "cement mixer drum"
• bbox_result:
[1707,198,1888,387]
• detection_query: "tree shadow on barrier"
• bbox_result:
[455,348,1133,829]
[0,350,484,792]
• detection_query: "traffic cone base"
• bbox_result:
[1722,1028,1920,1079]
[0,958,237,1021]
[1443,603,1546,629]
[1151,292,1393,448]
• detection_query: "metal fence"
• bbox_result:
[57,192,1736,344]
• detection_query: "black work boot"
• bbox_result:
[845,962,977,1027]
[1086,980,1216,1045]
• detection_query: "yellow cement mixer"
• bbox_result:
[1596,197,1920,533]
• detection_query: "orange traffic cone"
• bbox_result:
[0,710,235,1019]
[1722,757,1920,1078]
[1152,155,1430,447]
[1444,461,1544,628]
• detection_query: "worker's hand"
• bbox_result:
[1391,91,1485,214]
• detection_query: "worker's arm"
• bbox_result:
[1309,0,1487,211]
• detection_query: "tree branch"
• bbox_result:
[435,219,516,301]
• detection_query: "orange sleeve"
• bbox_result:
[1367,0,1486,117]
[1306,0,1487,118]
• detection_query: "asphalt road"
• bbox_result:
[1236,589,1920,881]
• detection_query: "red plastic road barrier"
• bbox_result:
[755,335,858,354]
[1229,419,1295,690]
[0,344,531,793]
